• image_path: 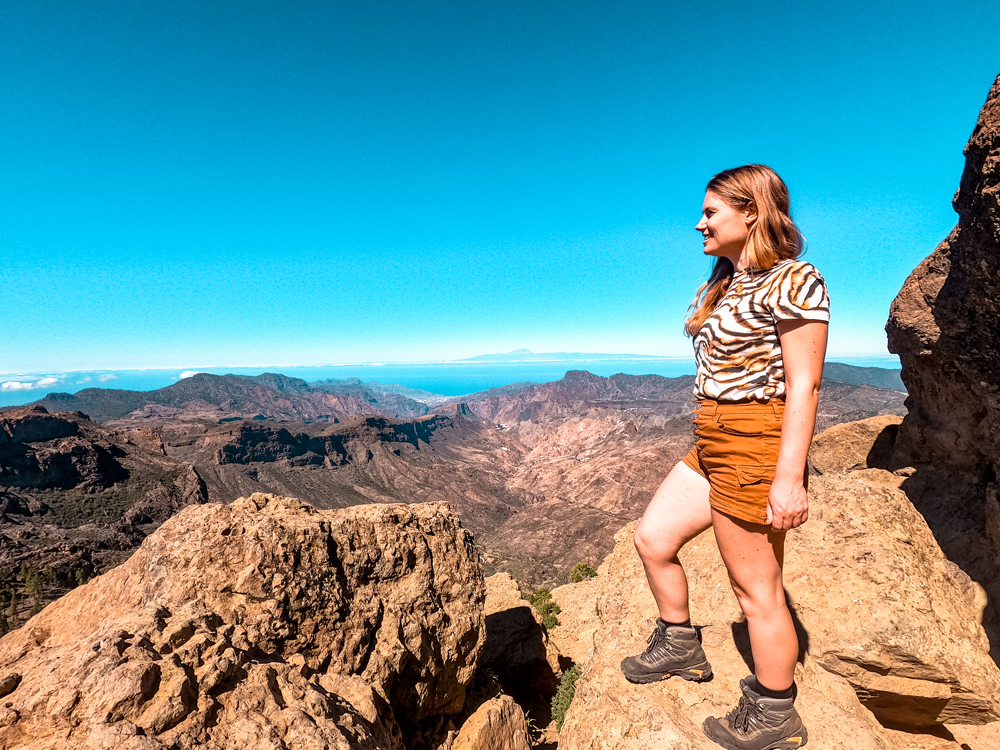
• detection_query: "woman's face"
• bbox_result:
[695,190,752,266]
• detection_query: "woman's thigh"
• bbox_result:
[635,461,713,559]
[711,508,786,610]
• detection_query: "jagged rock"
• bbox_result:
[0,493,484,750]
[887,72,1000,475]
[480,573,562,723]
[557,422,1000,748]
[448,696,531,750]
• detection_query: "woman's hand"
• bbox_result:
[766,476,809,530]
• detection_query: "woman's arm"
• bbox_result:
[768,319,829,530]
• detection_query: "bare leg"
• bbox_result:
[634,462,713,623]
[711,509,797,690]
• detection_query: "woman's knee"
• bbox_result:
[633,521,682,563]
[730,581,787,621]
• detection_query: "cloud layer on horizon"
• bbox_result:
[1,377,60,392]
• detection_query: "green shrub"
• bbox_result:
[569,563,597,583]
[552,664,582,731]
[528,588,560,629]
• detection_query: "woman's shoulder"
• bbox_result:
[756,259,826,292]
[771,258,824,279]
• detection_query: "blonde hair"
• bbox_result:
[684,164,805,336]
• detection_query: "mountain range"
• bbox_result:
[0,365,907,619]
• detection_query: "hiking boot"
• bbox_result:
[703,676,808,750]
[619,618,713,683]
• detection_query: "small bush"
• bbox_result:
[552,664,582,731]
[569,563,597,583]
[528,588,560,629]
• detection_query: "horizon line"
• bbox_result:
[1,350,901,378]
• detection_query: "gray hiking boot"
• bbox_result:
[703,676,808,750]
[619,618,713,683]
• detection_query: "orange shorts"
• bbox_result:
[682,398,785,525]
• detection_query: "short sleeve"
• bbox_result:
[770,262,830,322]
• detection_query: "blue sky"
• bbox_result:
[2,0,998,375]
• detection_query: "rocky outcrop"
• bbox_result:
[448,696,532,750]
[0,493,484,750]
[556,419,1000,749]
[809,414,902,475]
[887,73,1000,475]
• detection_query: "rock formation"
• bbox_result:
[553,417,1000,749]
[888,73,1000,474]
[0,493,484,750]
[886,72,1000,661]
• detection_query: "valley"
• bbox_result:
[0,366,907,626]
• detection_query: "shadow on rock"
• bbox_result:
[480,605,560,725]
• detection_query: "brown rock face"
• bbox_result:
[556,419,1000,749]
[0,494,484,750]
[887,73,1000,475]
[886,72,1000,662]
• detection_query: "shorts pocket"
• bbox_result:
[716,413,766,436]
[736,465,775,487]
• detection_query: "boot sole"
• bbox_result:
[703,739,806,750]
[620,661,714,684]
[703,719,808,750]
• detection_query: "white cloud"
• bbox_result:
[179,370,202,379]
[98,373,117,382]
[1,377,60,392]
[1,381,33,392]
[76,376,92,384]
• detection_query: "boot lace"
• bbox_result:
[729,693,767,733]
[644,626,666,653]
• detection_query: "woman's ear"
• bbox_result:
[744,201,758,225]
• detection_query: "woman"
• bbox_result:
[620,164,828,749]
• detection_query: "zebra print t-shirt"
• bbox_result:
[693,259,830,402]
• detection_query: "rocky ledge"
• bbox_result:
[0,493,484,750]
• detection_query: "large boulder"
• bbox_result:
[448,696,532,750]
[556,420,1000,749]
[0,493,485,750]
